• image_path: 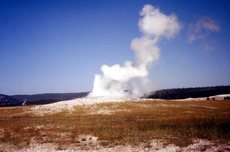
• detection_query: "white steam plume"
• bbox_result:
[90,4,180,97]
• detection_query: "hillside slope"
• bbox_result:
[12,92,89,105]
[0,94,22,106]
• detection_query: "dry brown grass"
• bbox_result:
[0,100,229,148]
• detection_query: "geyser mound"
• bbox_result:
[90,4,180,98]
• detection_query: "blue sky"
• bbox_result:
[0,0,229,95]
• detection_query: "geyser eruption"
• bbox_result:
[90,4,180,97]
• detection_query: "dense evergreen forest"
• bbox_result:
[148,86,230,99]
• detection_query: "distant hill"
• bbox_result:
[149,86,230,99]
[12,92,89,105]
[0,92,89,107]
[0,94,22,106]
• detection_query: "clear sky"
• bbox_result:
[0,0,229,95]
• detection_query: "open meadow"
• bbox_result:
[0,99,230,151]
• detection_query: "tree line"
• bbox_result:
[148,86,230,99]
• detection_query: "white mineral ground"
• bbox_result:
[32,94,230,115]
[0,137,229,152]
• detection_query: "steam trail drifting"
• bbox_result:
[90,5,180,97]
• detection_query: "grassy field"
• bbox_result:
[0,99,230,150]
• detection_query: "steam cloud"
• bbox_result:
[188,17,220,43]
[90,4,180,97]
